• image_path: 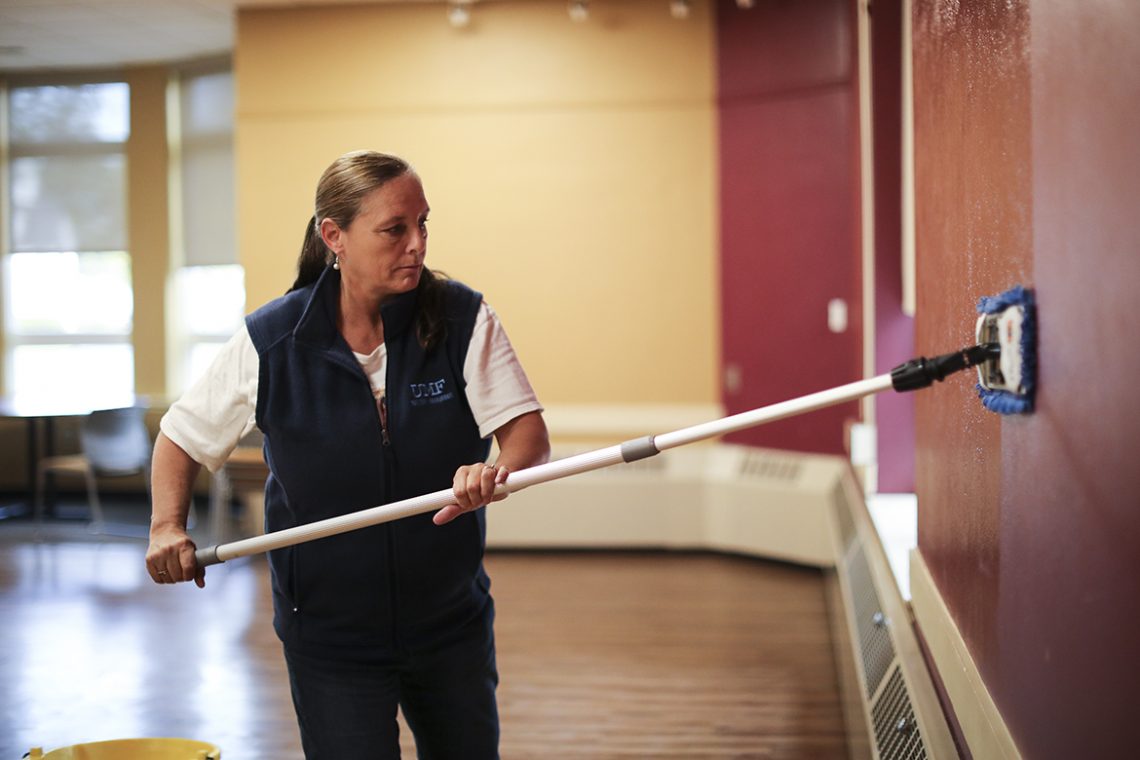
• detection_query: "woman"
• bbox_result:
[146,150,550,758]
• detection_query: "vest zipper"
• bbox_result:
[378,391,400,649]
[379,395,391,446]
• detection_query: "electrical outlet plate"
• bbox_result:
[975,305,1027,395]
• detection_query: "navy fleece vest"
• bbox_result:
[245,266,492,657]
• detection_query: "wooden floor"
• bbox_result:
[0,516,847,759]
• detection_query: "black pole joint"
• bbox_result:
[890,343,999,392]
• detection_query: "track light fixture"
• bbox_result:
[736,0,755,8]
[568,0,589,22]
[447,1,471,28]
[669,0,691,20]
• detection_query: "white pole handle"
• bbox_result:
[196,443,627,566]
[195,372,894,567]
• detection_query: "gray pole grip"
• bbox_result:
[195,545,222,568]
[619,435,659,463]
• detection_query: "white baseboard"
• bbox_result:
[910,550,1021,759]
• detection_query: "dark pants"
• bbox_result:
[283,611,499,759]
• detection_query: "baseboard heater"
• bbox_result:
[825,470,958,759]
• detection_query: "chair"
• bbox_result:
[209,428,267,544]
[35,406,153,533]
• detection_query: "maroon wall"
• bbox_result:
[717,0,862,455]
[913,0,1140,756]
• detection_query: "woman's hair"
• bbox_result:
[290,150,448,349]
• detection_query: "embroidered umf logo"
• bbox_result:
[409,378,454,406]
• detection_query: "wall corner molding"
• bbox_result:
[909,550,1022,760]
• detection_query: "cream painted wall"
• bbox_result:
[235,0,718,406]
[125,66,170,398]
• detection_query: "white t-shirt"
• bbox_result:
[160,301,542,472]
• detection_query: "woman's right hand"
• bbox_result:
[146,433,207,588]
[146,523,206,588]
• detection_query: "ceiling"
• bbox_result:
[0,0,435,74]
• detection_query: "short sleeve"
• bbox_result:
[464,302,543,438]
[159,325,259,472]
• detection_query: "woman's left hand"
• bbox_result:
[434,462,511,525]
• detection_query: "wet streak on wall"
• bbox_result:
[913,0,1140,756]
[913,0,1031,665]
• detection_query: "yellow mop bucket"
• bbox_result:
[27,738,221,759]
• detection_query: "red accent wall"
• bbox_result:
[913,1,1140,756]
[717,0,862,454]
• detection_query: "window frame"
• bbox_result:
[1,73,135,398]
[165,58,242,396]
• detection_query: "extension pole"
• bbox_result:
[195,373,894,568]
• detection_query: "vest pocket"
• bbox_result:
[292,527,393,648]
[268,545,301,641]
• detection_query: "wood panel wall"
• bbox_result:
[912,0,1140,756]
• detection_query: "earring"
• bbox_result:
[332,256,340,270]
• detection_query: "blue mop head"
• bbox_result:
[975,285,1037,414]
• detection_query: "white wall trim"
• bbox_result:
[857,0,877,432]
[901,0,917,317]
[909,550,1022,759]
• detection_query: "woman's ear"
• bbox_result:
[319,218,343,254]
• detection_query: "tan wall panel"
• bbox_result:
[125,66,170,397]
[235,1,717,406]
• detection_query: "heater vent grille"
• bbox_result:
[872,665,927,760]
[847,543,895,696]
[737,452,803,482]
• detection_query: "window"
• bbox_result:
[3,81,135,401]
[168,65,243,393]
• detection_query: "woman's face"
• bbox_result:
[322,172,429,302]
